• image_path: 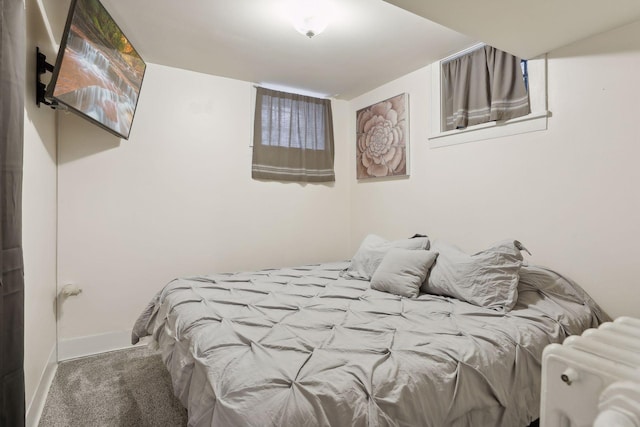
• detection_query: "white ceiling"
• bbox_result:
[94,0,475,99]
[42,0,640,100]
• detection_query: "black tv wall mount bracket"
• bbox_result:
[36,47,62,109]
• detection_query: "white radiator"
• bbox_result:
[541,317,640,427]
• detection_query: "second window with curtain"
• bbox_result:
[441,45,530,131]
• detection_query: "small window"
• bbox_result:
[260,96,326,150]
[441,45,530,131]
[521,59,529,92]
[429,44,548,148]
[252,87,335,182]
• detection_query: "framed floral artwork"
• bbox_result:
[356,93,408,179]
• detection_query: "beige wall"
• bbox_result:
[23,0,59,416]
[56,63,352,341]
[348,20,640,320]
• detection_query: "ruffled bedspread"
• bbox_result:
[132,261,608,427]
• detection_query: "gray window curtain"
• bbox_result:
[442,45,530,131]
[0,0,26,425]
[252,87,335,183]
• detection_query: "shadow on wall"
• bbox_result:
[550,19,640,59]
[355,174,409,184]
[56,113,121,164]
[252,177,336,189]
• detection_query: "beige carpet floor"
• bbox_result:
[39,346,187,426]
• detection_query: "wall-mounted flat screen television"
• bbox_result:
[46,0,146,140]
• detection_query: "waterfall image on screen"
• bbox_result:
[50,0,146,139]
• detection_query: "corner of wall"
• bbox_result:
[24,0,61,418]
[25,345,57,427]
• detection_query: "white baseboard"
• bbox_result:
[26,346,57,427]
[25,331,142,426]
[58,330,135,361]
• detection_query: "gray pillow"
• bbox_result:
[344,234,430,281]
[422,239,528,312]
[371,248,439,298]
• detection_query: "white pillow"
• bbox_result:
[422,239,527,312]
[343,234,430,280]
[371,248,439,298]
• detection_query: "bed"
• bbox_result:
[132,236,609,427]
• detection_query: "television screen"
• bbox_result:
[47,0,146,139]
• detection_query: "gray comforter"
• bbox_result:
[132,261,608,427]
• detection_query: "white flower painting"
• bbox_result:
[356,93,408,179]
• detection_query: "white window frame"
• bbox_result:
[428,44,549,148]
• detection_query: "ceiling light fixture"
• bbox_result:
[291,0,330,38]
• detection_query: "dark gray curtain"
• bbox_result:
[252,87,335,183]
[0,0,26,425]
[442,45,530,131]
